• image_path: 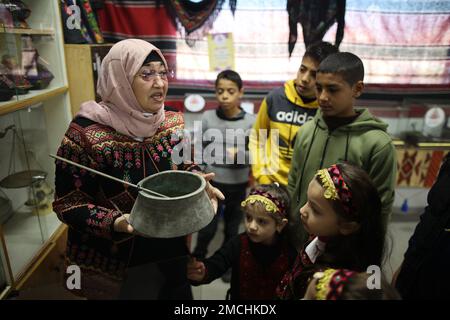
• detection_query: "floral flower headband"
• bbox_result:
[241,185,287,218]
[316,164,356,218]
[314,268,356,300]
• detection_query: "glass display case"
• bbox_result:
[0,0,71,294]
[367,101,450,144]
[362,100,450,215]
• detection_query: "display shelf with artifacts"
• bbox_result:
[0,1,73,299]
[0,101,70,282]
[0,0,68,115]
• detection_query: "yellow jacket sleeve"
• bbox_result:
[249,98,273,184]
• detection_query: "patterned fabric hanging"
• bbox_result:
[164,0,226,44]
[80,0,104,44]
[396,149,446,188]
[229,0,237,16]
[287,0,346,57]
[61,0,104,44]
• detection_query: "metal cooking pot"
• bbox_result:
[129,170,214,238]
[49,154,215,239]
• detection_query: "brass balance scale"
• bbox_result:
[0,125,53,224]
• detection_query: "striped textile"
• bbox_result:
[96,0,178,70]
[175,0,450,87]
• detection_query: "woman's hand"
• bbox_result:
[113,214,134,234]
[187,257,206,282]
[200,172,225,213]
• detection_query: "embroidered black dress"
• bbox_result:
[53,110,197,299]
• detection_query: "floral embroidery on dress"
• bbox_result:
[54,111,190,282]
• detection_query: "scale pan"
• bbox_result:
[0,170,47,189]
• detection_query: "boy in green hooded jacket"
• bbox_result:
[287,52,397,251]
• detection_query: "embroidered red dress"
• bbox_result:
[191,233,296,300]
[276,248,313,299]
[53,110,197,299]
[276,236,327,300]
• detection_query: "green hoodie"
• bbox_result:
[287,108,397,250]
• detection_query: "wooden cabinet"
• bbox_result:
[64,44,113,116]
[0,225,13,299]
[12,225,80,299]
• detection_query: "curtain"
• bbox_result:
[340,0,450,85]
[96,0,450,87]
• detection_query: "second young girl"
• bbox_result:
[277,162,386,299]
[187,183,296,299]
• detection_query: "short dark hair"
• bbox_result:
[215,70,243,90]
[304,41,339,64]
[318,52,364,86]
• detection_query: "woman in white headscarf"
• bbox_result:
[53,39,223,299]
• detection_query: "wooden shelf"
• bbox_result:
[0,86,68,116]
[393,139,450,148]
[0,286,12,299]
[0,27,55,36]
[13,224,67,291]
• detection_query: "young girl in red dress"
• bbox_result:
[188,183,297,299]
